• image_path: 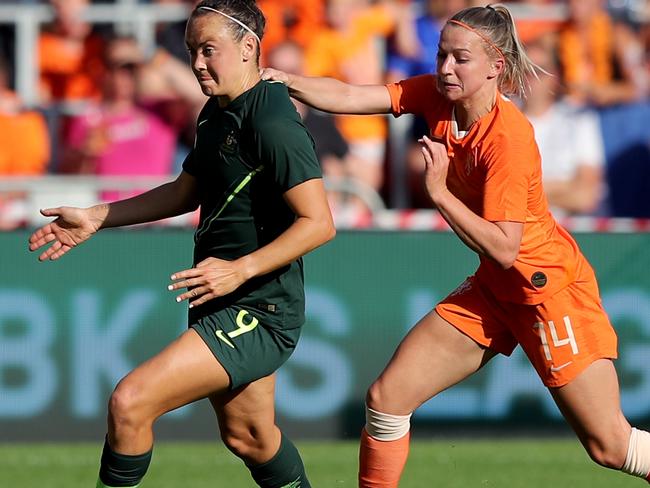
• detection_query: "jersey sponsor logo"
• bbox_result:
[214,309,260,349]
[550,361,573,373]
[215,330,235,349]
[531,271,547,288]
[279,478,301,488]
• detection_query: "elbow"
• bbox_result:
[322,220,337,244]
[494,248,519,270]
[316,215,336,246]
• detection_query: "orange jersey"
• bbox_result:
[0,92,50,175]
[387,74,584,305]
[558,11,614,88]
[38,32,105,102]
[304,4,394,142]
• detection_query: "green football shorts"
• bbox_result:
[191,305,303,389]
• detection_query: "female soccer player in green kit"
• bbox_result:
[29,1,335,487]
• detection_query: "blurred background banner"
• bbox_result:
[1,229,649,441]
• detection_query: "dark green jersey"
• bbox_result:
[183,80,322,327]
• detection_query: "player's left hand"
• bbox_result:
[420,135,450,203]
[168,257,246,308]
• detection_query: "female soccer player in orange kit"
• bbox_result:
[263,4,650,486]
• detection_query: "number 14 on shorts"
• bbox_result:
[534,316,579,368]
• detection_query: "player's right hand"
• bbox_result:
[259,67,290,86]
[28,206,101,261]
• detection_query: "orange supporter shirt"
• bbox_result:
[38,32,105,102]
[558,12,613,88]
[259,0,325,52]
[387,74,585,305]
[0,91,50,175]
[304,4,395,142]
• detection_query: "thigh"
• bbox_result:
[550,359,630,451]
[510,270,618,388]
[369,309,497,414]
[210,374,280,461]
[192,306,301,389]
[116,328,230,419]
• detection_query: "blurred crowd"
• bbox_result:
[1,0,649,228]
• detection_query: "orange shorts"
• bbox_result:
[435,264,618,388]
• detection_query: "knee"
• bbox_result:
[365,380,389,412]
[108,380,148,431]
[220,425,272,462]
[583,431,629,469]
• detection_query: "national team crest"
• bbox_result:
[221,130,238,153]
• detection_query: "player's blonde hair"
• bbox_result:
[448,4,542,98]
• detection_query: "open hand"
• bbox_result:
[168,257,247,308]
[28,206,103,261]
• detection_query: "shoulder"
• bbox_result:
[494,95,536,143]
[249,81,302,130]
[481,96,540,164]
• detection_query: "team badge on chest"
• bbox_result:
[221,130,239,154]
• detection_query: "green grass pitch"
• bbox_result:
[0,439,640,487]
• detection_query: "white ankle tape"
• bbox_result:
[365,406,411,441]
[622,428,650,478]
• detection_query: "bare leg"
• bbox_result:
[107,328,231,454]
[210,374,280,465]
[359,310,497,488]
[550,359,631,469]
[367,310,497,414]
[211,375,312,487]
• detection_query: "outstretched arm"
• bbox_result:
[29,171,199,261]
[260,69,392,115]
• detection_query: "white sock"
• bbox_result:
[622,428,650,479]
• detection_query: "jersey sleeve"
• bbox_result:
[481,132,537,222]
[181,148,199,176]
[254,117,322,192]
[386,74,439,117]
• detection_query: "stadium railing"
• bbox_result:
[0,175,387,229]
[2,175,650,233]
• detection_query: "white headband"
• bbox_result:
[198,6,261,44]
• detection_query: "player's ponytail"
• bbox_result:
[449,4,544,98]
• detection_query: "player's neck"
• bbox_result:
[454,92,497,131]
[217,71,261,108]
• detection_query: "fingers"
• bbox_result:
[169,269,209,306]
[174,286,209,307]
[28,229,55,251]
[189,291,216,308]
[167,276,202,292]
[259,68,288,84]
[40,207,61,217]
[170,267,203,281]
[38,241,71,261]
